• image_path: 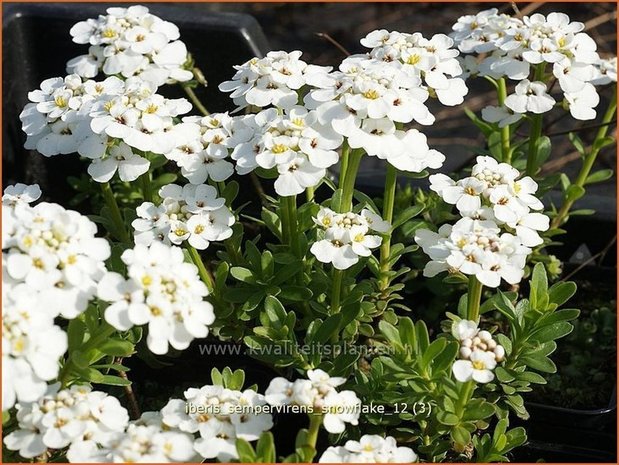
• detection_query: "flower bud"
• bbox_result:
[478,330,492,342]
[460,346,472,359]
[494,345,505,362]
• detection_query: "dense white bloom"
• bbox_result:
[97,242,215,354]
[2,285,68,410]
[132,183,234,250]
[67,5,192,86]
[219,51,330,110]
[310,208,386,270]
[359,30,468,106]
[4,385,129,459]
[451,9,604,121]
[452,320,506,363]
[2,186,110,318]
[165,113,253,184]
[67,413,197,463]
[266,369,360,434]
[89,80,192,154]
[160,384,273,461]
[319,435,418,463]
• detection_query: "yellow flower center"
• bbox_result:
[271,144,288,154]
[55,96,68,108]
[407,54,421,65]
[472,360,486,370]
[362,89,380,100]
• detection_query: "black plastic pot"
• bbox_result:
[3,3,269,206]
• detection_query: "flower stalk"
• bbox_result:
[525,64,547,176]
[497,77,512,164]
[100,182,130,243]
[186,244,215,292]
[182,85,210,116]
[379,164,397,290]
[467,275,483,322]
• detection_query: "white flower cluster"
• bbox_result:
[234,106,343,196]
[19,74,191,183]
[310,207,389,270]
[265,369,361,434]
[161,384,273,461]
[3,184,111,319]
[218,50,330,110]
[360,30,468,106]
[132,183,234,250]
[165,112,252,184]
[96,241,215,354]
[319,435,418,463]
[306,55,446,172]
[67,5,193,86]
[2,285,67,411]
[4,384,129,459]
[415,156,550,287]
[451,320,505,384]
[451,9,613,120]
[67,412,196,463]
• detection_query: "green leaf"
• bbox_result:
[488,131,503,160]
[100,375,132,386]
[437,411,460,425]
[529,263,548,311]
[98,339,135,357]
[312,314,343,344]
[256,432,276,463]
[565,185,585,202]
[530,321,574,342]
[67,319,87,350]
[548,281,577,306]
[230,266,254,283]
[392,205,424,230]
[463,399,495,421]
[521,355,556,373]
[585,169,614,185]
[236,438,258,462]
[421,339,447,370]
[568,132,586,155]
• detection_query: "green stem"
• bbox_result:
[497,77,512,164]
[331,270,344,316]
[552,87,617,228]
[526,64,547,176]
[339,140,350,188]
[338,148,363,213]
[306,185,315,203]
[467,275,483,323]
[456,380,475,415]
[186,244,215,292]
[379,164,397,290]
[306,414,323,451]
[182,85,210,116]
[283,196,301,257]
[140,171,153,203]
[101,182,130,243]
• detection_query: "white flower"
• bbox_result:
[2,184,41,206]
[311,229,359,270]
[452,320,478,341]
[565,83,600,120]
[97,242,215,354]
[505,80,556,114]
[432,175,485,212]
[87,142,150,182]
[452,350,497,383]
[322,390,361,434]
[592,57,617,85]
[274,156,325,197]
[481,105,523,128]
[319,435,418,463]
